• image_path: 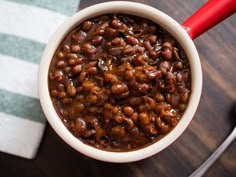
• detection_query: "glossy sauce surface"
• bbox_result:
[48,14,191,151]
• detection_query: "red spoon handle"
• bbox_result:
[182,0,236,39]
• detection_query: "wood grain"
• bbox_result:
[0,0,235,177]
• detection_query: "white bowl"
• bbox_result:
[38,1,202,163]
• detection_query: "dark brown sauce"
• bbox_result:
[48,14,191,151]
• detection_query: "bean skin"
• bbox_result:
[72,65,82,74]
[139,112,150,125]
[111,126,126,138]
[57,51,65,59]
[82,21,93,31]
[74,118,87,135]
[51,89,58,97]
[127,36,138,45]
[123,106,134,117]
[111,83,128,94]
[162,49,172,60]
[159,61,171,75]
[92,36,103,45]
[56,60,65,68]
[67,85,76,97]
[71,45,80,53]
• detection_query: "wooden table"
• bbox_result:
[1,0,235,177]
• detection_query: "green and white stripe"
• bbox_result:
[0,1,68,43]
[0,0,79,158]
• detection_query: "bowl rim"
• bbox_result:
[38,1,202,163]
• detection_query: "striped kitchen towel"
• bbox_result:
[0,0,80,159]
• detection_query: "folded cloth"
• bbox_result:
[0,0,79,159]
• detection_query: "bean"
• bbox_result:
[147,35,157,44]
[123,46,135,55]
[104,72,116,82]
[111,83,128,94]
[156,117,169,133]
[182,70,189,81]
[119,91,130,99]
[120,23,128,32]
[138,83,150,93]
[71,45,80,53]
[155,93,165,102]
[139,112,150,125]
[54,70,63,81]
[143,41,152,51]
[62,98,72,104]
[104,103,113,110]
[127,36,138,45]
[75,118,87,134]
[75,95,84,102]
[75,58,83,64]
[112,106,119,114]
[95,22,109,35]
[87,66,98,74]
[131,112,138,122]
[82,80,95,91]
[111,37,122,46]
[178,103,187,112]
[169,93,180,107]
[159,61,171,75]
[63,44,70,53]
[124,70,134,80]
[76,86,83,93]
[173,48,181,61]
[109,47,122,56]
[145,70,159,80]
[64,67,71,75]
[57,84,65,91]
[72,65,82,74]
[111,19,120,28]
[66,53,78,59]
[162,49,172,60]
[176,72,183,82]
[72,30,86,44]
[59,91,66,98]
[67,85,76,97]
[82,43,96,54]
[79,71,87,82]
[86,94,98,104]
[123,106,134,117]
[149,51,159,59]
[82,21,93,31]
[68,58,76,66]
[128,97,143,105]
[143,96,156,110]
[57,51,65,59]
[162,42,172,49]
[123,117,134,129]
[181,90,190,103]
[134,55,147,66]
[74,102,85,111]
[145,124,158,135]
[51,89,58,97]
[105,27,119,38]
[56,60,65,68]
[111,126,126,138]
[92,36,103,46]
[87,61,97,67]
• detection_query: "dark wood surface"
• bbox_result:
[1,0,235,177]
